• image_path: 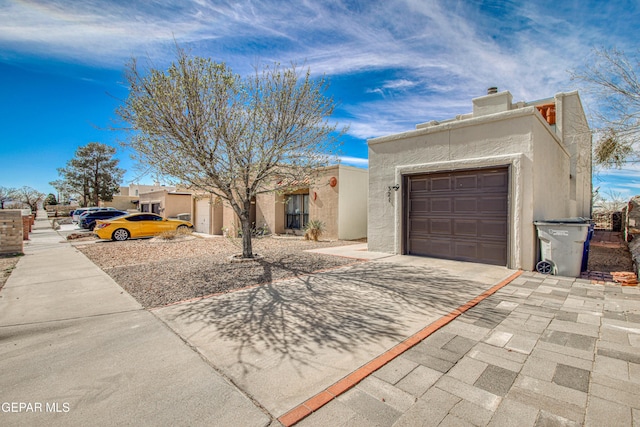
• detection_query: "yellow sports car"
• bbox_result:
[94,213,193,241]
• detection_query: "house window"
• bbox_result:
[140,204,150,212]
[285,194,309,230]
[151,203,161,214]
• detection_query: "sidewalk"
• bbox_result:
[0,212,270,426]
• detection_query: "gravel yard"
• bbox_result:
[77,236,363,308]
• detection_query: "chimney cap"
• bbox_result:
[487,87,498,95]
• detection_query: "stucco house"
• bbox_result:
[101,184,176,212]
[368,89,591,270]
[193,164,368,240]
[138,189,192,219]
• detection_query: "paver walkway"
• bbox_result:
[296,273,640,426]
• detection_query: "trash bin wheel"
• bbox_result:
[536,260,555,275]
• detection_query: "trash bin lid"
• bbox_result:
[534,217,590,224]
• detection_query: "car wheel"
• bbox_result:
[112,228,130,241]
[177,225,188,231]
[88,222,96,231]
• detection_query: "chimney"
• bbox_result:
[472,89,513,117]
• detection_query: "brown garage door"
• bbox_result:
[405,167,508,266]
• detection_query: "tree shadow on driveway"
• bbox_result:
[156,259,503,369]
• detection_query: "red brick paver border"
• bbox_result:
[277,270,524,426]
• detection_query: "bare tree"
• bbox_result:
[593,187,627,213]
[572,48,640,167]
[16,186,44,212]
[116,48,343,258]
[0,186,17,209]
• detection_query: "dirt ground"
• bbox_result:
[0,256,21,290]
[587,245,634,272]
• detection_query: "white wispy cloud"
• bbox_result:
[339,156,368,167]
[1,0,638,147]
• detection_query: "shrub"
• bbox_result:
[304,219,325,242]
[156,227,193,240]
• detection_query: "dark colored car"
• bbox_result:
[79,210,127,230]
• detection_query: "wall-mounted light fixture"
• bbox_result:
[387,184,400,203]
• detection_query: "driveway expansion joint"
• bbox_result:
[0,308,144,328]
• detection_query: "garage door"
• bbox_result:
[405,167,508,265]
[195,198,211,234]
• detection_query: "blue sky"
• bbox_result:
[1,0,639,201]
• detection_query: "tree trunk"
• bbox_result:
[241,218,253,258]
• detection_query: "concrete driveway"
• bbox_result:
[153,253,516,419]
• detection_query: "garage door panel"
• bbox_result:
[406,167,508,266]
[430,218,452,235]
[410,179,428,191]
[454,241,478,259]
[454,220,478,236]
[483,172,508,188]
[479,220,507,238]
[478,242,508,264]
[431,198,452,212]
[409,218,429,233]
[410,200,429,213]
[454,198,478,213]
[454,175,478,190]
[426,239,454,257]
[431,177,452,191]
[479,197,508,212]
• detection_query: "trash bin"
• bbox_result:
[534,218,591,277]
[581,222,595,273]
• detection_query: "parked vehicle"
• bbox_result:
[72,206,117,223]
[79,210,127,230]
[94,213,193,241]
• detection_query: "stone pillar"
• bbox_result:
[0,210,24,254]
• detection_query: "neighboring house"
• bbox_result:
[101,184,176,211]
[368,89,591,270]
[192,194,228,235]
[138,189,192,219]
[193,164,368,240]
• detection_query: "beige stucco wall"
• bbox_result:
[164,193,192,219]
[221,200,240,235]
[256,192,284,235]
[367,95,586,270]
[555,91,592,218]
[138,190,193,219]
[337,166,368,240]
[253,165,368,240]
[101,195,138,211]
[309,167,340,239]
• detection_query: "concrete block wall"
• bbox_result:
[0,210,24,254]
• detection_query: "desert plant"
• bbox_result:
[156,227,193,240]
[304,219,325,242]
